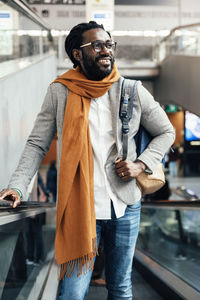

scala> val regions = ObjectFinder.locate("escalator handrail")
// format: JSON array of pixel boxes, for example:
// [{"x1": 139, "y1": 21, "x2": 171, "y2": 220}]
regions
[
  {"x1": 0, "y1": 199, "x2": 55, "y2": 208},
  {"x1": 159, "y1": 22, "x2": 200, "y2": 44},
  {"x1": 142, "y1": 199, "x2": 200, "y2": 209},
  {"x1": 0, "y1": 200, "x2": 56, "y2": 226},
  {"x1": 1, "y1": 0, "x2": 51, "y2": 31}
]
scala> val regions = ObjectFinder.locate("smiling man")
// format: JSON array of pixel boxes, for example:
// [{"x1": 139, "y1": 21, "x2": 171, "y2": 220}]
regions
[
  {"x1": 78, "y1": 31, "x2": 115, "y2": 80},
  {"x1": 65, "y1": 22, "x2": 115, "y2": 81},
  {"x1": 0, "y1": 21, "x2": 175, "y2": 300}
]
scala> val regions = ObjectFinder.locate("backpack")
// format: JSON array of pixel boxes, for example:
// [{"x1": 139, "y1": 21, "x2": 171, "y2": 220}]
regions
[
  {"x1": 120, "y1": 78, "x2": 155, "y2": 161},
  {"x1": 119, "y1": 78, "x2": 165, "y2": 195}
]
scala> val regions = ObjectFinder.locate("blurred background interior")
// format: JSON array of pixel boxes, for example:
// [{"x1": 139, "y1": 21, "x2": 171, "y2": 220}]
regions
[{"x1": 0, "y1": 0, "x2": 200, "y2": 299}]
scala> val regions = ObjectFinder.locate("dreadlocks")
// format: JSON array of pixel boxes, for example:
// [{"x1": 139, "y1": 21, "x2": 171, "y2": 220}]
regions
[{"x1": 65, "y1": 21, "x2": 111, "y2": 68}]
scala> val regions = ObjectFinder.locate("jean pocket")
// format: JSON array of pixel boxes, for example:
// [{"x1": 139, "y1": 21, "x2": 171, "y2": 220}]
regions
[{"x1": 127, "y1": 201, "x2": 141, "y2": 211}]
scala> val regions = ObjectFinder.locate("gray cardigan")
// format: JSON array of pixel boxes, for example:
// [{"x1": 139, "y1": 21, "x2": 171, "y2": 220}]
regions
[{"x1": 8, "y1": 77, "x2": 175, "y2": 205}]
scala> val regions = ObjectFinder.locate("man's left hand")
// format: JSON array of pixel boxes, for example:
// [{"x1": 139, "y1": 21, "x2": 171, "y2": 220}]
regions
[{"x1": 114, "y1": 157, "x2": 146, "y2": 181}]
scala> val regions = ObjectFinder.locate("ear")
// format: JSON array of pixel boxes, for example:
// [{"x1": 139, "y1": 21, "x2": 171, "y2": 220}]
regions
[{"x1": 72, "y1": 49, "x2": 82, "y2": 62}]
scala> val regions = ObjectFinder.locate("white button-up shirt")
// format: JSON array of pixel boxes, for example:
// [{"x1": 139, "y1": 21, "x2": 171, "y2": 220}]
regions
[{"x1": 89, "y1": 92, "x2": 127, "y2": 220}]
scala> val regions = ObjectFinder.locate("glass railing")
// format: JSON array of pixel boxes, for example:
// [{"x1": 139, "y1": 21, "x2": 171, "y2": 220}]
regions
[
  {"x1": 0, "y1": 0, "x2": 54, "y2": 63},
  {"x1": 153, "y1": 23, "x2": 200, "y2": 63},
  {"x1": 1, "y1": 199, "x2": 200, "y2": 299},
  {"x1": 137, "y1": 200, "x2": 200, "y2": 294},
  {"x1": 0, "y1": 201, "x2": 56, "y2": 300}
]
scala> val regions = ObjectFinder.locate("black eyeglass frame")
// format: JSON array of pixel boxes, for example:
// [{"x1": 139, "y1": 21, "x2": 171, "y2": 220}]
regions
[{"x1": 80, "y1": 40, "x2": 117, "y2": 52}]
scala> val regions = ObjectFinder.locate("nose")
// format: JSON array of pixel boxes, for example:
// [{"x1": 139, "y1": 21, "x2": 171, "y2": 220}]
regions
[{"x1": 100, "y1": 44, "x2": 110, "y2": 55}]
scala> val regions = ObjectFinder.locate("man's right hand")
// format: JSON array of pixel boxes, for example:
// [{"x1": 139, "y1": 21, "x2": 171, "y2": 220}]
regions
[{"x1": 0, "y1": 189, "x2": 21, "y2": 208}]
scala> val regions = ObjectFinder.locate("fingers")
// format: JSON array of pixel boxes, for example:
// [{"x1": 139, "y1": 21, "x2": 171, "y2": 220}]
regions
[
  {"x1": 0, "y1": 189, "x2": 16, "y2": 200},
  {"x1": 114, "y1": 158, "x2": 127, "y2": 171},
  {"x1": 115, "y1": 158, "x2": 131, "y2": 169},
  {"x1": 12, "y1": 198, "x2": 21, "y2": 208},
  {"x1": 115, "y1": 163, "x2": 130, "y2": 180},
  {"x1": 115, "y1": 159, "x2": 128, "y2": 173},
  {"x1": 0, "y1": 189, "x2": 11, "y2": 200},
  {"x1": 117, "y1": 169, "x2": 130, "y2": 180},
  {"x1": 114, "y1": 157, "x2": 123, "y2": 164},
  {"x1": 114, "y1": 159, "x2": 135, "y2": 180},
  {"x1": 0, "y1": 189, "x2": 21, "y2": 208},
  {"x1": 114, "y1": 158, "x2": 126, "y2": 179},
  {"x1": 116, "y1": 167, "x2": 126, "y2": 177},
  {"x1": 118, "y1": 171, "x2": 130, "y2": 181}
]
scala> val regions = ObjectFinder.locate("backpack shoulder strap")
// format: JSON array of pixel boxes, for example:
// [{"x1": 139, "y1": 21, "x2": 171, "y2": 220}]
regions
[{"x1": 119, "y1": 79, "x2": 137, "y2": 160}]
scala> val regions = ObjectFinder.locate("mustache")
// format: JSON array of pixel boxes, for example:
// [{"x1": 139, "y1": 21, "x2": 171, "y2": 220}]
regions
[{"x1": 95, "y1": 55, "x2": 113, "y2": 62}]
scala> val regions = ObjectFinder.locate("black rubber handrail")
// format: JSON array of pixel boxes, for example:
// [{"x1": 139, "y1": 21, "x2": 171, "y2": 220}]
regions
[
  {"x1": 1, "y1": 199, "x2": 199, "y2": 209},
  {"x1": 0, "y1": 200, "x2": 55, "y2": 209},
  {"x1": 142, "y1": 199, "x2": 200, "y2": 207}
]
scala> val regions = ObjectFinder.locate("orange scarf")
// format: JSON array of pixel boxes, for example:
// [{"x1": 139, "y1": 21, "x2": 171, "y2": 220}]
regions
[{"x1": 53, "y1": 63, "x2": 120, "y2": 279}]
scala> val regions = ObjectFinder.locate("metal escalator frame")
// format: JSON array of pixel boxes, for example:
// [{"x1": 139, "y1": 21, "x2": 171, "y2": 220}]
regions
[
  {"x1": 0, "y1": 201, "x2": 56, "y2": 226},
  {"x1": 136, "y1": 200, "x2": 200, "y2": 300},
  {"x1": 1, "y1": 200, "x2": 199, "y2": 299},
  {"x1": 153, "y1": 21, "x2": 200, "y2": 63},
  {"x1": 160, "y1": 22, "x2": 200, "y2": 44},
  {"x1": 0, "y1": 199, "x2": 199, "y2": 226},
  {"x1": 0, "y1": 201, "x2": 57, "y2": 300},
  {"x1": 1, "y1": 0, "x2": 51, "y2": 31},
  {"x1": 135, "y1": 249, "x2": 200, "y2": 300},
  {"x1": 142, "y1": 200, "x2": 200, "y2": 211}
]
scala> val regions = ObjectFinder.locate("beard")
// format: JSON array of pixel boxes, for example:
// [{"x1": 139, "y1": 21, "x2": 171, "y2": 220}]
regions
[{"x1": 81, "y1": 51, "x2": 115, "y2": 81}]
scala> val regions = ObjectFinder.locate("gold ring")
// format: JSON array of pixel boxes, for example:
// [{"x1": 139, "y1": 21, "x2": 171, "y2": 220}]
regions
[{"x1": 122, "y1": 172, "x2": 124, "y2": 177}]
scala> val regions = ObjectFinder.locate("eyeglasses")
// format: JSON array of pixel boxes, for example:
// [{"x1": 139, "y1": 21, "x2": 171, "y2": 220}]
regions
[{"x1": 80, "y1": 40, "x2": 117, "y2": 52}]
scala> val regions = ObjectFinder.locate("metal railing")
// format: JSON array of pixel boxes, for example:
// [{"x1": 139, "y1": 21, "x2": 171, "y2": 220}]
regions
[
  {"x1": 1, "y1": 0, "x2": 50, "y2": 30},
  {"x1": 0, "y1": 0, "x2": 54, "y2": 63},
  {"x1": 153, "y1": 22, "x2": 200, "y2": 63},
  {"x1": 0, "y1": 198, "x2": 200, "y2": 299},
  {"x1": 136, "y1": 199, "x2": 200, "y2": 299},
  {"x1": 0, "y1": 200, "x2": 57, "y2": 300}
]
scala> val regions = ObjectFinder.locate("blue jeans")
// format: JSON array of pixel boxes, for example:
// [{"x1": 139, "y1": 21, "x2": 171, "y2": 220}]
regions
[
  {"x1": 57, "y1": 201, "x2": 141, "y2": 300},
  {"x1": 169, "y1": 161, "x2": 178, "y2": 177}
]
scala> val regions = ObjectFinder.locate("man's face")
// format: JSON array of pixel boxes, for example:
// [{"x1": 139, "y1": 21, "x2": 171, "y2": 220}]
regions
[{"x1": 77, "y1": 28, "x2": 115, "y2": 81}]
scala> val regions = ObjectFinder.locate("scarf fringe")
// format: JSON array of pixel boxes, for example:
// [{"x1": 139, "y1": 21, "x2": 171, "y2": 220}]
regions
[{"x1": 58, "y1": 237, "x2": 98, "y2": 280}]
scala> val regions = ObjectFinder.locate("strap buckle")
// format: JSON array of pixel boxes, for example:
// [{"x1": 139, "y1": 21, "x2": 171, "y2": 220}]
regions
[
  {"x1": 122, "y1": 122, "x2": 129, "y2": 134},
  {"x1": 120, "y1": 94, "x2": 130, "y2": 120}
]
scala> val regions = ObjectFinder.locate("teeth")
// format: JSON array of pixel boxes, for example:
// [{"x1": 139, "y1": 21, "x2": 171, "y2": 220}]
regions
[{"x1": 99, "y1": 59, "x2": 110, "y2": 62}]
